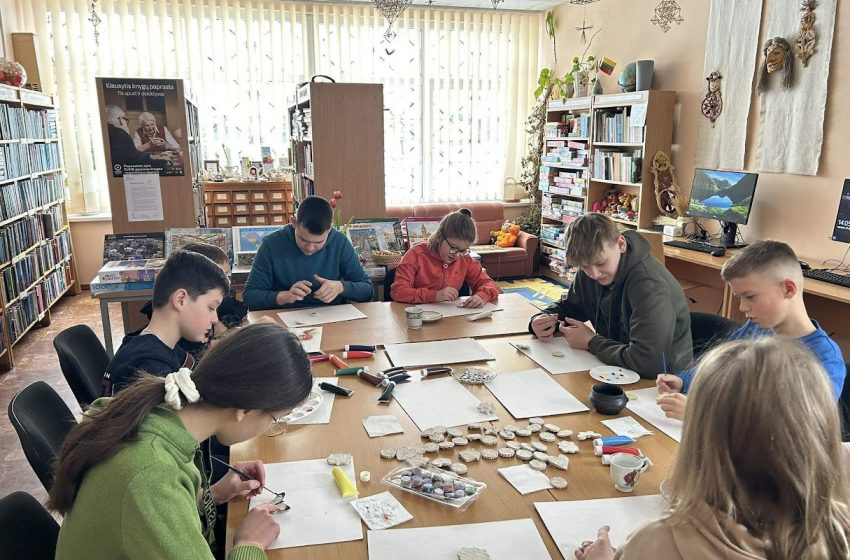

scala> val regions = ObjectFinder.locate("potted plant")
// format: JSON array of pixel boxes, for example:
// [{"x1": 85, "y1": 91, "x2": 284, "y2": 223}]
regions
[{"x1": 566, "y1": 29, "x2": 602, "y2": 98}]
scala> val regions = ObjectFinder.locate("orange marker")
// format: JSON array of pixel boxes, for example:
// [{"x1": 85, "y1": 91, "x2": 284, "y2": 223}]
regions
[{"x1": 329, "y1": 354, "x2": 349, "y2": 370}]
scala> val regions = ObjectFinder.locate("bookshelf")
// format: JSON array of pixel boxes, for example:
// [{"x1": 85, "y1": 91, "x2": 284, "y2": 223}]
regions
[
  {"x1": 288, "y1": 82, "x2": 385, "y2": 221},
  {"x1": 204, "y1": 181, "x2": 293, "y2": 227},
  {"x1": 0, "y1": 84, "x2": 80, "y2": 370},
  {"x1": 539, "y1": 91, "x2": 675, "y2": 279}
]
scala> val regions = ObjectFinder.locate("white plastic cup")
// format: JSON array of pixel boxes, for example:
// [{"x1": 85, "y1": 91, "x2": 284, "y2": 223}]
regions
[{"x1": 405, "y1": 306, "x2": 424, "y2": 329}]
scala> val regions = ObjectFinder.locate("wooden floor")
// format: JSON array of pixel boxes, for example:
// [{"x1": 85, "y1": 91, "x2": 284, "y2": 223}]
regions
[{"x1": 0, "y1": 290, "x2": 126, "y2": 504}]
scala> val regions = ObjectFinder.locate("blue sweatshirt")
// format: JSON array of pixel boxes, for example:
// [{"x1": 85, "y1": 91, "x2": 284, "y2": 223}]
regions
[
  {"x1": 243, "y1": 225, "x2": 372, "y2": 310},
  {"x1": 678, "y1": 319, "x2": 846, "y2": 398}
]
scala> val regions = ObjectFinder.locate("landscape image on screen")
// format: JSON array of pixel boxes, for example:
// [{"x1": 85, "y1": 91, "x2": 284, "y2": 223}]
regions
[{"x1": 687, "y1": 169, "x2": 757, "y2": 223}]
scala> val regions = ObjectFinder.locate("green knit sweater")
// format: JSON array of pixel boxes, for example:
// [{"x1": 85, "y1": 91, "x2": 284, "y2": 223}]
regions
[{"x1": 55, "y1": 403, "x2": 266, "y2": 560}]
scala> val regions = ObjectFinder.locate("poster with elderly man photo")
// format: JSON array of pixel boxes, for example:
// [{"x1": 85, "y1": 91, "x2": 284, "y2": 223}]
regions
[{"x1": 99, "y1": 77, "x2": 187, "y2": 177}]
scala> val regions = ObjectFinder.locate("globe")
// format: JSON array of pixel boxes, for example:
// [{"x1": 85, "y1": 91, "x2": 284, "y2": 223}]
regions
[{"x1": 618, "y1": 62, "x2": 637, "y2": 92}]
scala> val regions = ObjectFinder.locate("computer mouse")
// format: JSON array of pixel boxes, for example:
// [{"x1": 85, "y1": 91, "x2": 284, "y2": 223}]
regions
[
  {"x1": 710, "y1": 248, "x2": 727, "y2": 257},
  {"x1": 799, "y1": 260, "x2": 811, "y2": 270}
]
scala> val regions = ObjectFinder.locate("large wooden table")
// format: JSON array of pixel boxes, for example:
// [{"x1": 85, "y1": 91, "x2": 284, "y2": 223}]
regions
[{"x1": 230, "y1": 299, "x2": 679, "y2": 559}]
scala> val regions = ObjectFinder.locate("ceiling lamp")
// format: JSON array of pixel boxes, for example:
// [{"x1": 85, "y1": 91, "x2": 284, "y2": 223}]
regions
[{"x1": 373, "y1": 0, "x2": 414, "y2": 42}]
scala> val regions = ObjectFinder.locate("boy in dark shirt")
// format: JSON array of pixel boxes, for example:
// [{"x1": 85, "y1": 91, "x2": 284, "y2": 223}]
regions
[{"x1": 103, "y1": 250, "x2": 230, "y2": 395}]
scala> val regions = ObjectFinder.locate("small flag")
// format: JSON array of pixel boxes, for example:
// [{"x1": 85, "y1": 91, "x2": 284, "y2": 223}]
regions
[{"x1": 599, "y1": 57, "x2": 617, "y2": 75}]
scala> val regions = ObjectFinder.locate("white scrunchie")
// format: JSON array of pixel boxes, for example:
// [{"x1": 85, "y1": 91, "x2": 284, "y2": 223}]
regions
[{"x1": 163, "y1": 368, "x2": 201, "y2": 410}]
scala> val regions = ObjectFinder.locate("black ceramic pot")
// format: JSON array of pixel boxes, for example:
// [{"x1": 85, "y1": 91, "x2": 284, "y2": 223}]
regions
[{"x1": 589, "y1": 383, "x2": 628, "y2": 415}]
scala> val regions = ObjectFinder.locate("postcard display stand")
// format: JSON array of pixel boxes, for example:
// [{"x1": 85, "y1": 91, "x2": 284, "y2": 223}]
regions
[
  {"x1": 0, "y1": 84, "x2": 80, "y2": 370},
  {"x1": 96, "y1": 77, "x2": 202, "y2": 332},
  {"x1": 204, "y1": 181, "x2": 293, "y2": 228}
]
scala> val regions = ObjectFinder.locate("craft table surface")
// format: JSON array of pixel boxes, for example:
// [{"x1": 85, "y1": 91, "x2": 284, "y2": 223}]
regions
[{"x1": 227, "y1": 333, "x2": 678, "y2": 560}]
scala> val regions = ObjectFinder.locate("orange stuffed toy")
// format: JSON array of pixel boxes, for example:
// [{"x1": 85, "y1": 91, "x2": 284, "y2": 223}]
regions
[{"x1": 495, "y1": 223, "x2": 521, "y2": 248}]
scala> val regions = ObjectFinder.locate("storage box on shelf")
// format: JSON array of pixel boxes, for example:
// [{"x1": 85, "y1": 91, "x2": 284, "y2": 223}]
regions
[
  {"x1": 204, "y1": 181, "x2": 293, "y2": 228},
  {"x1": 0, "y1": 84, "x2": 79, "y2": 370}
]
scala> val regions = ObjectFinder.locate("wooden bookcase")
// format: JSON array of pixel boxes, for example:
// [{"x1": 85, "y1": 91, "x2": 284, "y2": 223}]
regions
[
  {"x1": 0, "y1": 84, "x2": 80, "y2": 370},
  {"x1": 539, "y1": 90, "x2": 675, "y2": 279},
  {"x1": 204, "y1": 181, "x2": 293, "y2": 228},
  {"x1": 288, "y1": 82, "x2": 386, "y2": 221}
]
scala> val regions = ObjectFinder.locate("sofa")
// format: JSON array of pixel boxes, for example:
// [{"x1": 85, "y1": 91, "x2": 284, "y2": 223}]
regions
[{"x1": 385, "y1": 202, "x2": 539, "y2": 279}]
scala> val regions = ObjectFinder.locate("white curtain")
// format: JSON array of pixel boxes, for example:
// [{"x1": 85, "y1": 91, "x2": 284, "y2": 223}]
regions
[{"x1": 12, "y1": 0, "x2": 539, "y2": 212}]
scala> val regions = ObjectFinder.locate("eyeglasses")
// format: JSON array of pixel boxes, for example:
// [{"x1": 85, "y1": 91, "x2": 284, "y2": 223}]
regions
[
  {"x1": 264, "y1": 414, "x2": 288, "y2": 437},
  {"x1": 443, "y1": 238, "x2": 471, "y2": 256}
]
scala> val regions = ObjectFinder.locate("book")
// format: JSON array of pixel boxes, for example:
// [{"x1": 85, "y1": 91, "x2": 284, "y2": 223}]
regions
[
  {"x1": 346, "y1": 218, "x2": 404, "y2": 266},
  {"x1": 400, "y1": 217, "x2": 441, "y2": 249},
  {"x1": 90, "y1": 275, "x2": 155, "y2": 294},
  {"x1": 232, "y1": 225, "x2": 283, "y2": 253},
  {"x1": 165, "y1": 228, "x2": 233, "y2": 263},
  {"x1": 97, "y1": 258, "x2": 166, "y2": 283},
  {"x1": 103, "y1": 232, "x2": 165, "y2": 264}
]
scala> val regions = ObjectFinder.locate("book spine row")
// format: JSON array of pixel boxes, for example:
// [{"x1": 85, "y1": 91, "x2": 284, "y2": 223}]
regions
[
  {"x1": 0, "y1": 208, "x2": 64, "y2": 264},
  {"x1": 0, "y1": 104, "x2": 25, "y2": 140},
  {"x1": 24, "y1": 109, "x2": 58, "y2": 139},
  {"x1": 0, "y1": 143, "x2": 29, "y2": 179},
  {"x1": 593, "y1": 149, "x2": 643, "y2": 184},
  {"x1": 28, "y1": 142, "x2": 61, "y2": 173},
  {"x1": 0, "y1": 173, "x2": 64, "y2": 220}
]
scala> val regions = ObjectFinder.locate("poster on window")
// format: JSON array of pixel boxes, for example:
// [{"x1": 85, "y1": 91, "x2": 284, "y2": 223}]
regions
[{"x1": 99, "y1": 77, "x2": 187, "y2": 177}]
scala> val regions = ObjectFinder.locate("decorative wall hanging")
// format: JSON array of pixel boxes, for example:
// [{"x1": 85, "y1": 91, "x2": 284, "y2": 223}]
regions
[
  {"x1": 89, "y1": 0, "x2": 102, "y2": 45},
  {"x1": 757, "y1": 37, "x2": 794, "y2": 93},
  {"x1": 576, "y1": 20, "x2": 594, "y2": 43},
  {"x1": 694, "y1": 0, "x2": 763, "y2": 170},
  {"x1": 650, "y1": 0, "x2": 684, "y2": 33},
  {"x1": 373, "y1": 0, "x2": 414, "y2": 42},
  {"x1": 651, "y1": 151, "x2": 686, "y2": 218},
  {"x1": 795, "y1": 0, "x2": 817, "y2": 66},
  {"x1": 490, "y1": 0, "x2": 504, "y2": 8},
  {"x1": 757, "y1": 0, "x2": 836, "y2": 176},
  {"x1": 701, "y1": 71, "x2": 723, "y2": 127}
]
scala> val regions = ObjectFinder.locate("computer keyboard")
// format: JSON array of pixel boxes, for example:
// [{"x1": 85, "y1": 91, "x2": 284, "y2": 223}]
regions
[
  {"x1": 663, "y1": 240, "x2": 726, "y2": 256},
  {"x1": 803, "y1": 268, "x2": 850, "y2": 288}
]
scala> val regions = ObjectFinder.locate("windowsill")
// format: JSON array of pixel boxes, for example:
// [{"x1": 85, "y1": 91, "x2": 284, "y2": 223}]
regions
[
  {"x1": 68, "y1": 212, "x2": 113, "y2": 223},
  {"x1": 503, "y1": 200, "x2": 533, "y2": 207}
]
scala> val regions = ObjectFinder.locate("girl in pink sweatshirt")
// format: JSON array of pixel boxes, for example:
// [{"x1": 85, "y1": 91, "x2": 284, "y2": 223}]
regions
[{"x1": 391, "y1": 208, "x2": 500, "y2": 307}]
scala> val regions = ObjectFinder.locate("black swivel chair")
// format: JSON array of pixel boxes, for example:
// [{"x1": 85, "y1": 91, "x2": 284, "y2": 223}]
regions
[
  {"x1": 383, "y1": 267, "x2": 471, "y2": 302},
  {"x1": 0, "y1": 491, "x2": 60, "y2": 560},
  {"x1": 8, "y1": 381, "x2": 78, "y2": 491},
  {"x1": 53, "y1": 324, "x2": 109, "y2": 407},
  {"x1": 689, "y1": 311, "x2": 739, "y2": 361}
]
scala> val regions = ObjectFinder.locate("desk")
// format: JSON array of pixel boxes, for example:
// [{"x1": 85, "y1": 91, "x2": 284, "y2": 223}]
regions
[
  {"x1": 90, "y1": 287, "x2": 153, "y2": 357},
  {"x1": 227, "y1": 336, "x2": 678, "y2": 559}
]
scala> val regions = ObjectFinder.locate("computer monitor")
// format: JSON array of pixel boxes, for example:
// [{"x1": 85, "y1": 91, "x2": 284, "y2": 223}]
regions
[
  {"x1": 831, "y1": 179, "x2": 850, "y2": 244},
  {"x1": 686, "y1": 168, "x2": 759, "y2": 248}
]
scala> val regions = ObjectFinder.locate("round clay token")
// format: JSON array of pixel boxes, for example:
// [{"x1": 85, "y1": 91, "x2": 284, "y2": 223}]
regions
[
  {"x1": 420, "y1": 430, "x2": 433, "y2": 438},
  {"x1": 452, "y1": 437, "x2": 469, "y2": 446},
  {"x1": 531, "y1": 441, "x2": 548, "y2": 452},
  {"x1": 557, "y1": 430, "x2": 574, "y2": 439},
  {"x1": 439, "y1": 441, "x2": 455, "y2": 449},
  {"x1": 543, "y1": 423, "x2": 561, "y2": 433},
  {"x1": 424, "y1": 442, "x2": 440, "y2": 453},
  {"x1": 429, "y1": 433, "x2": 446, "y2": 443},
  {"x1": 529, "y1": 417, "x2": 544, "y2": 425},
  {"x1": 431, "y1": 458, "x2": 452, "y2": 468},
  {"x1": 532, "y1": 451, "x2": 549, "y2": 462},
  {"x1": 559, "y1": 441, "x2": 580, "y2": 454},
  {"x1": 432, "y1": 425, "x2": 448, "y2": 435},
  {"x1": 551, "y1": 350, "x2": 565, "y2": 357},
  {"x1": 457, "y1": 547, "x2": 492, "y2": 560},
  {"x1": 498, "y1": 430, "x2": 516, "y2": 440},
  {"x1": 516, "y1": 449, "x2": 533, "y2": 461},
  {"x1": 506, "y1": 441, "x2": 522, "y2": 450},
  {"x1": 520, "y1": 442, "x2": 535, "y2": 452},
  {"x1": 467, "y1": 434, "x2": 482, "y2": 442},
  {"x1": 528, "y1": 424, "x2": 542, "y2": 433},
  {"x1": 481, "y1": 435, "x2": 498, "y2": 446},
  {"x1": 498, "y1": 447, "x2": 516, "y2": 458},
  {"x1": 447, "y1": 427, "x2": 464, "y2": 438},
  {"x1": 515, "y1": 428, "x2": 532, "y2": 437},
  {"x1": 326, "y1": 453, "x2": 352, "y2": 466},
  {"x1": 459, "y1": 450, "x2": 481, "y2": 463},
  {"x1": 539, "y1": 432, "x2": 556, "y2": 442},
  {"x1": 450, "y1": 463, "x2": 468, "y2": 475},
  {"x1": 397, "y1": 446, "x2": 420, "y2": 461},
  {"x1": 380, "y1": 448, "x2": 396, "y2": 459},
  {"x1": 550, "y1": 476, "x2": 568, "y2": 489},
  {"x1": 503, "y1": 423, "x2": 519, "y2": 433},
  {"x1": 481, "y1": 449, "x2": 499, "y2": 460},
  {"x1": 467, "y1": 422, "x2": 483, "y2": 430},
  {"x1": 529, "y1": 459, "x2": 547, "y2": 471}
]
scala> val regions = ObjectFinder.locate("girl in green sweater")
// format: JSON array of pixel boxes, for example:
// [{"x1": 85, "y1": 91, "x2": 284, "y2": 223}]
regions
[{"x1": 49, "y1": 322, "x2": 313, "y2": 560}]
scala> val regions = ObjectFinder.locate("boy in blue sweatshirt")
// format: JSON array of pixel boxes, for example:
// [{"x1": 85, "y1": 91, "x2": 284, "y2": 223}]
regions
[
  {"x1": 657, "y1": 240, "x2": 845, "y2": 419},
  {"x1": 243, "y1": 196, "x2": 372, "y2": 310}
]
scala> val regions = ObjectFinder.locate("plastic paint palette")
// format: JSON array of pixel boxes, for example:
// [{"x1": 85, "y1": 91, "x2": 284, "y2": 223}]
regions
[
  {"x1": 421, "y1": 311, "x2": 443, "y2": 323},
  {"x1": 589, "y1": 366, "x2": 641, "y2": 385},
  {"x1": 281, "y1": 390, "x2": 323, "y2": 422}
]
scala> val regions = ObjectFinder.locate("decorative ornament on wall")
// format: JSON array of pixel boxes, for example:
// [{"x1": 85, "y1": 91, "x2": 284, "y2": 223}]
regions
[
  {"x1": 576, "y1": 20, "x2": 594, "y2": 44},
  {"x1": 757, "y1": 36, "x2": 794, "y2": 93},
  {"x1": 795, "y1": 0, "x2": 817, "y2": 66},
  {"x1": 650, "y1": 0, "x2": 684, "y2": 33},
  {"x1": 701, "y1": 71, "x2": 723, "y2": 127},
  {"x1": 373, "y1": 0, "x2": 414, "y2": 43},
  {"x1": 651, "y1": 151, "x2": 686, "y2": 218},
  {"x1": 89, "y1": 0, "x2": 102, "y2": 45}
]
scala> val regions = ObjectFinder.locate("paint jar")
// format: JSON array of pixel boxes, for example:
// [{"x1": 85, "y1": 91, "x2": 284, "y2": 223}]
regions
[{"x1": 405, "y1": 306, "x2": 424, "y2": 329}]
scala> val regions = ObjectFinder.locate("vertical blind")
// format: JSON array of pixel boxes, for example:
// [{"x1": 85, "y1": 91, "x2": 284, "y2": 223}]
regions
[{"x1": 12, "y1": 0, "x2": 540, "y2": 212}]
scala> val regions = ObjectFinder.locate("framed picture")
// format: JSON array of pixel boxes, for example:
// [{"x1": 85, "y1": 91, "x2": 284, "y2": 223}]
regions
[{"x1": 204, "y1": 160, "x2": 220, "y2": 174}]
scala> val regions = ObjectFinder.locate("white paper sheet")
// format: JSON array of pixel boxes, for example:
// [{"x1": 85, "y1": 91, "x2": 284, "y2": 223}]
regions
[
  {"x1": 512, "y1": 338, "x2": 605, "y2": 374},
  {"x1": 535, "y1": 495, "x2": 666, "y2": 558},
  {"x1": 249, "y1": 459, "x2": 363, "y2": 549},
  {"x1": 485, "y1": 368, "x2": 588, "y2": 418},
  {"x1": 416, "y1": 298, "x2": 503, "y2": 318},
  {"x1": 385, "y1": 338, "x2": 494, "y2": 368},
  {"x1": 625, "y1": 388, "x2": 682, "y2": 442},
  {"x1": 290, "y1": 378, "x2": 336, "y2": 425},
  {"x1": 497, "y1": 464, "x2": 553, "y2": 495},
  {"x1": 362, "y1": 414, "x2": 404, "y2": 438},
  {"x1": 600, "y1": 416, "x2": 654, "y2": 439},
  {"x1": 123, "y1": 173, "x2": 164, "y2": 222},
  {"x1": 289, "y1": 326, "x2": 323, "y2": 353},
  {"x1": 392, "y1": 376, "x2": 499, "y2": 431},
  {"x1": 277, "y1": 304, "x2": 367, "y2": 327},
  {"x1": 367, "y1": 519, "x2": 552, "y2": 560}
]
